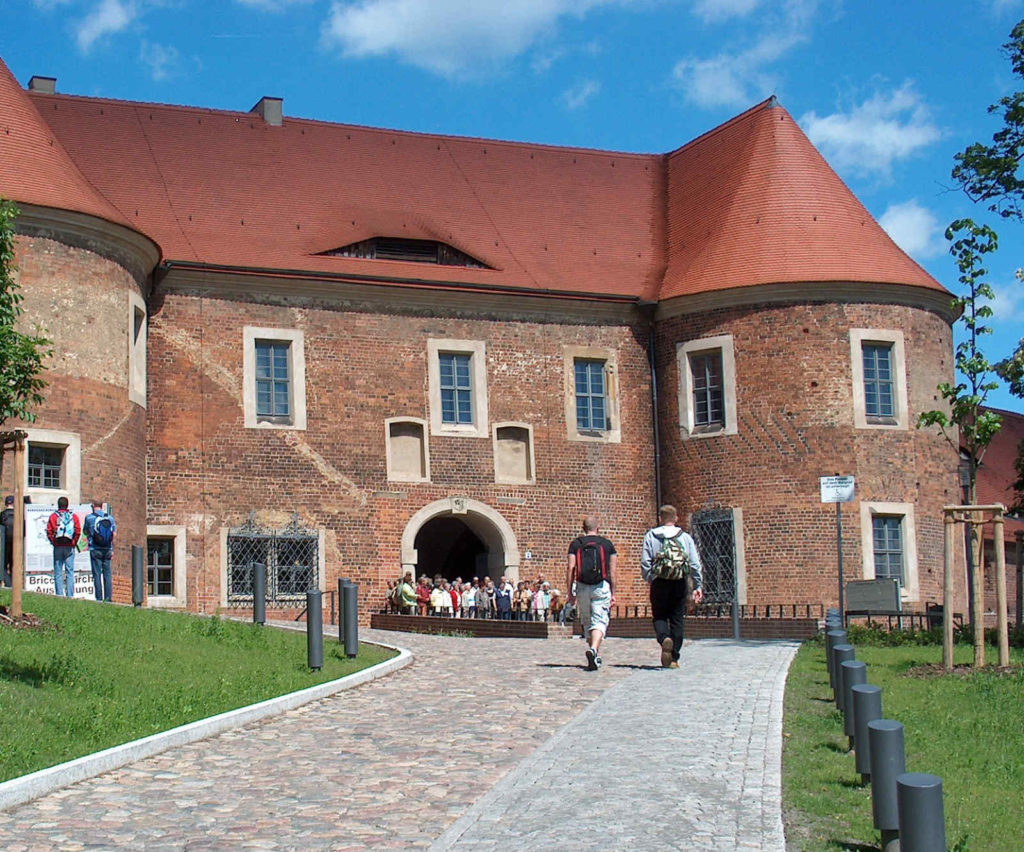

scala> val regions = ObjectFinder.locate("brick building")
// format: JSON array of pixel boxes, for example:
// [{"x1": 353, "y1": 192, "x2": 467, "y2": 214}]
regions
[{"x1": 0, "y1": 57, "x2": 964, "y2": 619}]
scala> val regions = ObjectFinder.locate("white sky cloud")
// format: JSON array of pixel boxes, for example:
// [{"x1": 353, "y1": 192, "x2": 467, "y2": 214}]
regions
[
  {"x1": 799, "y1": 83, "x2": 942, "y2": 179},
  {"x1": 321, "y1": 0, "x2": 610, "y2": 77},
  {"x1": 140, "y1": 40, "x2": 180, "y2": 81},
  {"x1": 76, "y1": 0, "x2": 136, "y2": 53},
  {"x1": 878, "y1": 199, "x2": 945, "y2": 259},
  {"x1": 672, "y1": 2, "x2": 814, "y2": 108},
  {"x1": 234, "y1": 0, "x2": 316, "y2": 10},
  {"x1": 992, "y1": 279, "x2": 1024, "y2": 323},
  {"x1": 691, "y1": 0, "x2": 760, "y2": 23},
  {"x1": 562, "y1": 79, "x2": 600, "y2": 109}
]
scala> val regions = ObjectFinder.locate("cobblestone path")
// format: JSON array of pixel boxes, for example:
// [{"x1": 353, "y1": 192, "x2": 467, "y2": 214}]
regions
[{"x1": 0, "y1": 628, "x2": 797, "y2": 851}]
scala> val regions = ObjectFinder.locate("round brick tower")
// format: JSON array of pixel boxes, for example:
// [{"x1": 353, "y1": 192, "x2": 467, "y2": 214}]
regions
[{"x1": 0, "y1": 61, "x2": 158, "y2": 601}]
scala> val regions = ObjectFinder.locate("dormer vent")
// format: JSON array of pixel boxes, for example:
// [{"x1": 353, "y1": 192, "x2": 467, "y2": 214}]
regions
[
  {"x1": 28, "y1": 76, "x2": 56, "y2": 94},
  {"x1": 250, "y1": 96, "x2": 283, "y2": 126},
  {"x1": 319, "y1": 237, "x2": 488, "y2": 268}
]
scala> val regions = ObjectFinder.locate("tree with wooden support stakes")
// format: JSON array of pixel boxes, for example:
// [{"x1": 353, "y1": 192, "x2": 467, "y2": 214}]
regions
[{"x1": 0, "y1": 198, "x2": 52, "y2": 619}]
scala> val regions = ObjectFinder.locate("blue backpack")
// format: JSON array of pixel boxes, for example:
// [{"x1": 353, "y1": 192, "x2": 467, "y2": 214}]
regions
[
  {"x1": 55, "y1": 510, "x2": 75, "y2": 541},
  {"x1": 92, "y1": 515, "x2": 114, "y2": 548}
]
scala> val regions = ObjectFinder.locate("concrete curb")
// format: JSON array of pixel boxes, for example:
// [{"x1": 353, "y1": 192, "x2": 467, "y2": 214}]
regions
[{"x1": 0, "y1": 639, "x2": 412, "y2": 813}]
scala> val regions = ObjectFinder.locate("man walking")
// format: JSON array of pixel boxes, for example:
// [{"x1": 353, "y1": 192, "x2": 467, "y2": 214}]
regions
[
  {"x1": 641, "y1": 505, "x2": 703, "y2": 668},
  {"x1": 567, "y1": 515, "x2": 616, "y2": 671},
  {"x1": 83, "y1": 500, "x2": 117, "y2": 602},
  {"x1": 46, "y1": 496, "x2": 81, "y2": 598},
  {"x1": 1, "y1": 495, "x2": 13, "y2": 588}
]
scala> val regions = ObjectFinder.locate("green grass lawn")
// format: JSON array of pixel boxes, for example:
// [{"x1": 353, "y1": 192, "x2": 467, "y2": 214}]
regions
[
  {"x1": 0, "y1": 590, "x2": 395, "y2": 783},
  {"x1": 782, "y1": 638, "x2": 1024, "y2": 851}
]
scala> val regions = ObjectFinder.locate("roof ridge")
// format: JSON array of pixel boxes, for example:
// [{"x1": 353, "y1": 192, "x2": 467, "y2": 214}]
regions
[{"x1": 665, "y1": 97, "x2": 778, "y2": 160}]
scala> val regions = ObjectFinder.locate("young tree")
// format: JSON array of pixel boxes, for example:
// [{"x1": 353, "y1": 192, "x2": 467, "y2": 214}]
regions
[{"x1": 0, "y1": 198, "x2": 51, "y2": 431}]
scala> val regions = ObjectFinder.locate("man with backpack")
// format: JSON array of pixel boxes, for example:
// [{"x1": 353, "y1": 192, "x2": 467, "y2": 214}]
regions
[
  {"x1": 567, "y1": 515, "x2": 617, "y2": 671},
  {"x1": 46, "y1": 496, "x2": 81, "y2": 598},
  {"x1": 83, "y1": 500, "x2": 117, "y2": 601},
  {"x1": 641, "y1": 505, "x2": 703, "y2": 668}
]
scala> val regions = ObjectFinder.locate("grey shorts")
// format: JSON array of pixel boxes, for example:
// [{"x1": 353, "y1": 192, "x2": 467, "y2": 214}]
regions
[{"x1": 576, "y1": 580, "x2": 611, "y2": 636}]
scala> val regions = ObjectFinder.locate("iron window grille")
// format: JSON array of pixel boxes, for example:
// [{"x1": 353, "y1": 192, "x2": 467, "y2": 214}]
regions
[
  {"x1": 691, "y1": 506, "x2": 737, "y2": 606},
  {"x1": 872, "y1": 516, "x2": 904, "y2": 585},
  {"x1": 226, "y1": 514, "x2": 319, "y2": 604},
  {"x1": 439, "y1": 352, "x2": 473, "y2": 424},
  {"x1": 690, "y1": 351, "x2": 724, "y2": 429},
  {"x1": 574, "y1": 359, "x2": 607, "y2": 431},
  {"x1": 863, "y1": 343, "x2": 895, "y2": 421},
  {"x1": 28, "y1": 444, "x2": 63, "y2": 489}
]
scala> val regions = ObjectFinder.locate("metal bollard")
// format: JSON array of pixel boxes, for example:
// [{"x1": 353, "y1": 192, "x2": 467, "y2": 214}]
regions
[
  {"x1": 826, "y1": 629, "x2": 847, "y2": 693},
  {"x1": 841, "y1": 660, "x2": 867, "y2": 747},
  {"x1": 337, "y1": 578, "x2": 349, "y2": 644},
  {"x1": 343, "y1": 581, "x2": 359, "y2": 658},
  {"x1": 252, "y1": 563, "x2": 267, "y2": 625},
  {"x1": 832, "y1": 643, "x2": 855, "y2": 711},
  {"x1": 131, "y1": 544, "x2": 145, "y2": 606},
  {"x1": 868, "y1": 719, "x2": 906, "y2": 852},
  {"x1": 852, "y1": 684, "x2": 883, "y2": 781},
  {"x1": 307, "y1": 589, "x2": 324, "y2": 671},
  {"x1": 897, "y1": 773, "x2": 946, "y2": 852}
]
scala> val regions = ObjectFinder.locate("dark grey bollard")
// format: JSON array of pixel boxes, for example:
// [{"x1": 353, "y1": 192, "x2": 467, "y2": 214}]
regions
[
  {"x1": 252, "y1": 563, "x2": 266, "y2": 625},
  {"x1": 343, "y1": 581, "x2": 359, "y2": 658},
  {"x1": 852, "y1": 684, "x2": 883, "y2": 780},
  {"x1": 897, "y1": 773, "x2": 946, "y2": 852},
  {"x1": 869, "y1": 719, "x2": 905, "y2": 852},
  {"x1": 131, "y1": 544, "x2": 145, "y2": 606},
  {"x1": 337, "y1": 578, "x2": 349, "y2": 644},
  {"x1": 832, "y1": 643, "x2": 855, "y2": 711},
  {"x1": 307, "y1": 589, "x2": 323, "y2": 671},
  {"x1": 826, "y1": 629, "x2": 847, "y2": 692},
  {"x1": 841, "y1": 660, "x2": 867, "y2": 743}
]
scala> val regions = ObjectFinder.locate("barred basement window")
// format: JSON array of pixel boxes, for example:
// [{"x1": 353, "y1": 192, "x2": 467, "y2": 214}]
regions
[{"x1": 226, "y1": 515, "x2": 319, "y2": 604}]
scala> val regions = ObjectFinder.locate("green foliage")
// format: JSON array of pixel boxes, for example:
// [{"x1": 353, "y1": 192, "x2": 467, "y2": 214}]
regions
[
  {"x1": 844, "y1": 621, "x2": 1024, "y2": 649},
  {"x1": 783, "y1": 642, "x2": 1024, "y2": 852},
  {"x1": 916, "y1": 219, "x2": 1002, "y2": 500},
  {"x1": 0, "y1": 198, "x2": 52, "y2": 426},
  {"x1": 0, "y1": 590, "x2": 395, "y2": 782}
]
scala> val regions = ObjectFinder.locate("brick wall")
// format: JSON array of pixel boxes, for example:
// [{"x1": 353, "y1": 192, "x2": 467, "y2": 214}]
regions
[{"x1": 3, "y1": 234, "x2": 148, "y2": 603}]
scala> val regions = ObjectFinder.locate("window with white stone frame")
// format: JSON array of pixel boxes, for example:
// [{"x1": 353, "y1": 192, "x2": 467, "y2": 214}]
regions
[
  {"x1": 146, "y1": 525, "x2": 187, "y2": 608},
  {"x1": 859, "y1": 502, "x2": 919, "y2": 602},
  {"x1": 427, "y1": 339, "x2": 488, "y2": 438},
  {"x1": 563, "y1": 346, "x2": 621, "y2": 443},
  {"x1": 128, "y1": 291, "x2": 147, "y2": 407},
  {"x1": 243, "y1": 327, "x2": 307, "y2": 430},
  {"x1": 850, "y1": 329, "x2": 908, "y2": 430},
  {"x1": 677, "y1": 335, "x2": 737, "y2": 438},
  {"x1": 23, "y1": 428, "x2": 81, "y2": 504}
]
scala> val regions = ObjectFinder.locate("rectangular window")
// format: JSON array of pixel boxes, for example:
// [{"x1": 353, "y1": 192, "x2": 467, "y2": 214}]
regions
[
  {"x1": 255, "y1": 340, "x2": 291, "y2": 421},
  {"x1": 225, "y1": 519, "x2": 319, "y2": 604},
  {"x1": 690, "y1": 351, "x2": 724, "y2": 428},
  {"x1": 574, "y1": 359, "x2": 607, "y2": 431},
  {"x1": 439, "y1": 352, "x2": 473, "y2": 425},
  {"x1": 147, "y1": 537, "x2": 175, "y2": 597},
  {"x1": 872, "y1": 516, "x2": 904, "y2": 585},
  {"x1": 863, "y1": 344, "x2": 895, "y2": 421},
  {"x1": 28, "y1": 445, "x2": 64, "y2": 489}
]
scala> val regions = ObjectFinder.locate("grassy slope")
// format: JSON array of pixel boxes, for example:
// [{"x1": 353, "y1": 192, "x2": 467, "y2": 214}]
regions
[
  {"x1": 782, "y1": 640, "x2": 1024, "y2": 851},
  {"x1": 0, "y1": 591, "x2": 394, "y2": 782}
]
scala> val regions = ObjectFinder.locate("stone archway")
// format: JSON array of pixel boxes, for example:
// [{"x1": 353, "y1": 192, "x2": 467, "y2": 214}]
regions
[{"x1": 401, "y1": 497, "x2": 520, "y2": 583}]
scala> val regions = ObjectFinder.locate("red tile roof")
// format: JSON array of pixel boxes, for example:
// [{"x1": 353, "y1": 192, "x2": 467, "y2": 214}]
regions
[
  {"x1": 0, "y1": 58, "x2": 129, "y2": 228},
  {"x1": 663, "y1": 98, "x2": 944, "y2": 299},
  {"x1": 6, "y1": 64, "x2": 944, "y2": 302},
  {"x1": 976, "y1": 408, "x2": 1024, "y2": 538}
]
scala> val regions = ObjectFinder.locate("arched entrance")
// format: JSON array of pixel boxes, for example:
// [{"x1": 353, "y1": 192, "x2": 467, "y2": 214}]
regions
[{"x1": 401, "y1": 497, "x2": 520, "y2": 583}]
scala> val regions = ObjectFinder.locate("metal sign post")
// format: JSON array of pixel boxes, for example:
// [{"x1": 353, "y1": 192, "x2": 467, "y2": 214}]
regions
[{"x1": 821, "y1": 475, "x2": 855, "y2": 625}]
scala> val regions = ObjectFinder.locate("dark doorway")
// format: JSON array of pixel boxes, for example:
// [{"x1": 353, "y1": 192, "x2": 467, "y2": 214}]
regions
[{"x1": 414, "y1": 516, "x2": 488, "y2": 581}]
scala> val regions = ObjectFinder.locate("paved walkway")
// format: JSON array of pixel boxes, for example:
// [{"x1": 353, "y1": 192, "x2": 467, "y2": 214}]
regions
[{"x1": 0, "y1": 628, "x2": 798, "y2": 851}]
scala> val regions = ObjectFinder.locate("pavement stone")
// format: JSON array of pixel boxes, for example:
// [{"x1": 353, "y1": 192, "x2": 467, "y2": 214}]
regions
[{"x1": 0, "y1": 627, "x2": 797, "y2": 851}]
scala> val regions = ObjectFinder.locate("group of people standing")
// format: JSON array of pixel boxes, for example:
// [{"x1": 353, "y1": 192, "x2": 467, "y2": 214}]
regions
[
  {"x1": 387, "y1": 573, "x2": 574, "y2": 622},
  {"x1": 0, "y1": 495, "x2": 117, "y2": 601}
]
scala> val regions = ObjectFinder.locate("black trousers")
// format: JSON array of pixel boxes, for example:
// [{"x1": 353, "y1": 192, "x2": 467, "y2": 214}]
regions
[{"x1": 650, "y1": 577, "x2": 689, "y2": 661}]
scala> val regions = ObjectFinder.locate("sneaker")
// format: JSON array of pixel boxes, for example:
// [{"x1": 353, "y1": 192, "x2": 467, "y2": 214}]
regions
[
  {"x1": 668, "y1": 661, "x2": 679, "y2": 669},
  {"x1": 595, "y1": 655, "x2": 603, "y2": 670},
  {"x1": 585, "y1": 647, "x2": 598, "y2": 671},
  {"x1": 661, "y1": 637, "x2": 674, "y2": 668}
]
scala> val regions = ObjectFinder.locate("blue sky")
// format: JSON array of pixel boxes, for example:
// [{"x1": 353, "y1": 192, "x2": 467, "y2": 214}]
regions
[{"x1": 4, "y1": 0, "x2": 1024, "y2": 412}]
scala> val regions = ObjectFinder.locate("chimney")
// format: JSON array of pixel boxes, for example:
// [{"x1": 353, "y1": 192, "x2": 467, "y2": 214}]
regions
[
  {"x1": 250, "y1": 96, "x2": 283, "y2": 127},
  {"x1": 28, "y1": 76, "x2": 57, "y2": 94}
]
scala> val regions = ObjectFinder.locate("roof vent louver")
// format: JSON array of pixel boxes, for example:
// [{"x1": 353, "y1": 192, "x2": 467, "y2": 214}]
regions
[
  {"x1": 319, "y1": 237, "x2": 488, "y2": 268},
  {"x1": 250, "y1": 96, "x2": 283, "y2": 126}
]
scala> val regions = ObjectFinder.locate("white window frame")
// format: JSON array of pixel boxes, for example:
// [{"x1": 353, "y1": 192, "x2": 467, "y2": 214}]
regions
[
  {"x1": 243, "y1": 327, "x2": 307, "y2": 430},
  {"x1": 427, "y1": 339, "x2": 488, "y2": 438},
  {"x1": 492, "y1": 421, "x2": 536, "y2": 485},
  {"x1": 128, "y1": 290, "x2": 147, "y2": 408},
  {"x1": 146, "y1": 525, "x2": 187, "y2": 608},
  {"x1": 563, "y1": 345, "x2": 621, "y2": 443},
  {"x1": 850, "y1": 329, "x2": 908, "y2": 430},
  {"x1": 677, "y1": 335, "x2": 737, "y2": 439},
  {"x1": 385, "y1": 416, "x2": 431, "y2": 482},
  {"x1": 23, "y1": 428, "x2": 81, "y2": 505},
  {"x1": 859, "y1": 501, "x2": 919, "y2": 603}
]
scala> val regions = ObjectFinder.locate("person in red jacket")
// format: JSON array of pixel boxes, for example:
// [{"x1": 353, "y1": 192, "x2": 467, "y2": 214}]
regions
[{"x1": 46, "y1": 496, "x2": 81, "y2": 598}]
